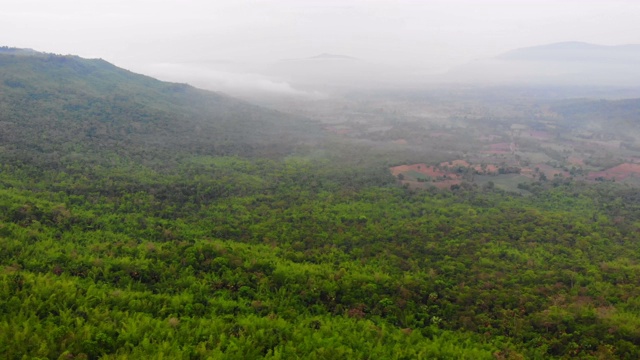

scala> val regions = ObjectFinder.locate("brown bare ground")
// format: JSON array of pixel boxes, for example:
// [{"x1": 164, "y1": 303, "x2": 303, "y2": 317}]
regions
[
  {"x1": 390, "y1": 163, "x2": 450, "y2": 178},
  {"x1": 588, "y1": 163, "x2": 640, "y2": 181},
  {"x1": 392, "y1": 159, "x2": 504, "y2": 186},
  {"x1": 481, "y1": 164, "x2": 500, "y2": 174}
]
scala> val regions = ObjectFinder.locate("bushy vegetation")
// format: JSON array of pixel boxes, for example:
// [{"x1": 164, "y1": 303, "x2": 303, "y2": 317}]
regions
[{"x1": 2, "y1": 50, "x2": 640, "y2": 359}]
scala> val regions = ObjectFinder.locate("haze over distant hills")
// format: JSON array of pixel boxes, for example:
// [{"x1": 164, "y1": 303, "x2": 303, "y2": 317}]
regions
[
  {"x1": 443, "y1": 42, "x2": 640, "y2": 86},
  {"x1": 137, "y1": 42, "x2": 640, "y2": 101},
  {"x1": 263, "y1": 42, "x2": 640, "y2": 90},
  {"x1": 140, "y1": 52, "x2": 420, "y2": 100},
  {"x1": 260, "y1": 53, "x2": 411, "y2": 90},
  {"x1": 7, "y1": 44, "x2": 640, "y2": 359}
]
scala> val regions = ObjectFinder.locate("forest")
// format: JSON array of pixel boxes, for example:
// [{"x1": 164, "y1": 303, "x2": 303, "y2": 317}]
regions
[{"x1": 2, "y1": 49, "x2": 640, "y2": 359}]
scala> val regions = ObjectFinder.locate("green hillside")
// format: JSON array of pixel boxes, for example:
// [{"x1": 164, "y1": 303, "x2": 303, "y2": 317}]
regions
[
  {"x1": 0, "y1": 48, "x2": 318, "y2": 169},
  {"x1": 2, "y1": 49, "x2": 640, "y2": 359}
]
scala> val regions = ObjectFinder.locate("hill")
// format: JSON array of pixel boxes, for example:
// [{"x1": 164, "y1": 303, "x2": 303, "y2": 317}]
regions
[
  {"x1": 497, "y1": 42, "x2": 640, "y2": 63},
  {"x1": 444, "y1": 42, "x2": 640, "y2": 86},
  {"x1": 0, "y1": 48, "x2": 319, "y2": 171},
  {"x1": 2, "y1": 48, "x2": 640, "y2": 359}
]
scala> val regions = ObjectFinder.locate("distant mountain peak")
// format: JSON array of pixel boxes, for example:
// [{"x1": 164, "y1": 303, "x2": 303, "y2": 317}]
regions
[
  {"x1": 531, "y1": 41, "x2": 598, "y2": 48},
  {"x1": 497, "y1": 41, "x2": 640, "y2": 62},
  {"x1": 444, "y1": 41, "x2": 640, "y2": 86}
]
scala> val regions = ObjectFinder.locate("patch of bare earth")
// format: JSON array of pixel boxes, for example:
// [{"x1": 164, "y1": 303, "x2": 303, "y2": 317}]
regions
[{"x1": 588, "y1": 163, "x2": 640, "y2": 181}]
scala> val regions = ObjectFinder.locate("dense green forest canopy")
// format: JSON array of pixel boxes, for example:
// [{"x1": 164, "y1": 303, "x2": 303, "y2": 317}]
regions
[
  {"x1": 2, "y1": 49, "x2": 640, "y2": 359},
  {"x1": 0, "y1": 49, "x2": 320, "y2": 168}
]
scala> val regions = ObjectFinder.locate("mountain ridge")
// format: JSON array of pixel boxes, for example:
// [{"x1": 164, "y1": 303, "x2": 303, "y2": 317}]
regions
[
  {"x1": 443, "y1": 41, "x2": 640, "y2": 86},
  {"x1": 0, "y1": 48, "x2": 319, "y2": 170},
  {"x1": 497, "y1": 41, "x2": 640, "y2": 63}
]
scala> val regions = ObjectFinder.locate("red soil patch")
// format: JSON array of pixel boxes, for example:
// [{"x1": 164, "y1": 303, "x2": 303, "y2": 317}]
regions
[
  {"x1": 390, "y1": 163, "x2": 451, "y2": 178},
  {"x1": 391, "y1": 158, "x2": 509, "y2": 191},
  {"x1": 393, "y1": 139, "x2": 408, "y2": 145},
  {"x1": 391, "y1": 162, "x2": 466, "y2": 190},
  {"x1": 588, "y1": 163, "x2": 640, "y2": 181},
  {"x1": 520, "y1": 168, "x2": 535, "y2": 177},
  {"x1": 391, "y1": 163, "x2": 422, "y2": 175},
  {"x1": 567, "y1": 156, "x2": 585, "y2": 166},
  {"x1": 393, "y1": 160, "x2": 503, "y2": 182}
]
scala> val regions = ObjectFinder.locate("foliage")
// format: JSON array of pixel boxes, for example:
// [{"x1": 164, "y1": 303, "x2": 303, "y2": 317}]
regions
[{"x1": 1, "y1": 50, "x2": 640, "y2": 359}]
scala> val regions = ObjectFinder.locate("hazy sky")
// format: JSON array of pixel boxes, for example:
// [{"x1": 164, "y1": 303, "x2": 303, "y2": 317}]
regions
[{"x1": 2, "y1": 0, "x2": 640, "y2": 93}]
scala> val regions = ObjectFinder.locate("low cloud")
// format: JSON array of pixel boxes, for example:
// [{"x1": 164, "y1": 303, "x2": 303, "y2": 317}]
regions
[{"x1": 137, "y1": 62, "x2": 327, "y2": 100}]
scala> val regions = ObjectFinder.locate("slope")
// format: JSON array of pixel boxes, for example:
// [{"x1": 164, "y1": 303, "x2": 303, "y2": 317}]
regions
[
  {"x1": 0, "y1": 48, "x2": 319, "y2": 171},
  {"x1": 2, "y1": 47, "x2": 640, "y2": 359}
]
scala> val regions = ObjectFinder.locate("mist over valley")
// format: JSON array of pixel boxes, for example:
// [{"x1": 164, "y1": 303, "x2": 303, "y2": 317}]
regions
[{"x1": 3, "y1": 1, "x2": 640, "y2": 358}]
